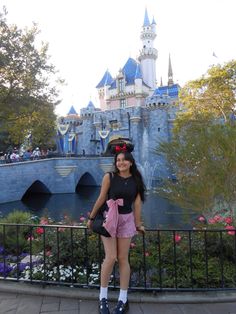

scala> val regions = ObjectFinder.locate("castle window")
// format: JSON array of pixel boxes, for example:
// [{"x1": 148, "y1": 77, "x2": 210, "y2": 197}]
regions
[
  {"x1": 118, "y1": 78, "x2": 124, "y2": 92},
  {"x1": 120, "y1": 99, "x2": 126, "y2": 109}
]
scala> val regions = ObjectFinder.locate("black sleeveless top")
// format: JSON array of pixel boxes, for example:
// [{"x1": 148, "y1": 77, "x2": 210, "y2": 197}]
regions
[{"x1": 108, "y1": 172, "x2": 138, "y2": 214}]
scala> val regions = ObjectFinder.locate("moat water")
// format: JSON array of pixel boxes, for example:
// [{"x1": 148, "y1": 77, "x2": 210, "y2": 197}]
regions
[{"x1": 0, "y1": 186, "x2": 198, "y2": 229}]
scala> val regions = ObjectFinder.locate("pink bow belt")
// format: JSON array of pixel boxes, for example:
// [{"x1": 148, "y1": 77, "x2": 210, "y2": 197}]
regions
[{"x1": 103, "y1": 198, "x2": 124, "y2": 237}]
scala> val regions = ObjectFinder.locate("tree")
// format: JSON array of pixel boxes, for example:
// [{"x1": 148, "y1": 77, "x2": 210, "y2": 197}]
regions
[
  {"x1": 0, "y1": 7, "x2": 63, "y2": 151},
  {"x1": 156, "y1": 60, "x2": 236, "y2": 215}
]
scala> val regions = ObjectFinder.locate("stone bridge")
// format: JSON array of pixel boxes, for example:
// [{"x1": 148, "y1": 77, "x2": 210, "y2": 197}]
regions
[{"x1": 0, "y1": 157, "x2": 114, "y2": 204}]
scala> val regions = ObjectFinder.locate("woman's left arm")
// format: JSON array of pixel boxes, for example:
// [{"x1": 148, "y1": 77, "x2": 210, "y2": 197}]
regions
[{"x1": 133, "y1": 193, "x2": 145, "y2": 233}]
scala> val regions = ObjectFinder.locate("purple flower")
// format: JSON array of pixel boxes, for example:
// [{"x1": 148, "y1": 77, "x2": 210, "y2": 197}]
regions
[
  {"x1": 0, "y1": 246, "x2": 4, "y2": 254},
  {"x1": 18, "y1": 262, "x2": 29, "y2": 272},
  {"x1": 0, "y1": 262, "x2": 14, "y2": 276}
]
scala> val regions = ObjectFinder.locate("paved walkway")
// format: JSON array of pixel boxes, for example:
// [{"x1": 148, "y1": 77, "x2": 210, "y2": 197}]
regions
[{"x1": 0, "y1": 282, "x2": 236, "y2": 314}]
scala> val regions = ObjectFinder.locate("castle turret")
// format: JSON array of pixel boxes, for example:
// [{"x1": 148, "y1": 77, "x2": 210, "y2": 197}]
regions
[
  {"x1": 138, "y1": 8, "x2": 158, "y2": 89},
  {"x1": 96, "y1": 70, "x2": 113, "y2": 110}
]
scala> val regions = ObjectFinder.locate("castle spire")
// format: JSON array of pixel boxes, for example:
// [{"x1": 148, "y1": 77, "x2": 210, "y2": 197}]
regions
[
  {"x1": 143, "y1": 8, "x2": 150, "y2": 27},
  {"x1": 160, "y1": 77, "x2": 163, "y2": 87},
  {"x1": 168, "y1": 54, "x2": 174, "y2": 86}
]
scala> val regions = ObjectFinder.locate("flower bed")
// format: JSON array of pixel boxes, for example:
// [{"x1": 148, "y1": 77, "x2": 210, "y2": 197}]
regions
[{"x1": 0, "y1": 211, "x2": 236, "y2": 290}]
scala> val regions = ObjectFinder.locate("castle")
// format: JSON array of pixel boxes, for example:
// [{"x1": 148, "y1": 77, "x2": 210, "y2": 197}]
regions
[{"x1": 57, "y1": 9, "x2": 180, "y2": 187}]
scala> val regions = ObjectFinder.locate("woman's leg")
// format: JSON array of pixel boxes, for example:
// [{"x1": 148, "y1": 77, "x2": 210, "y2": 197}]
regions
[
  {"x1": 99, "y1": 237, "x2": 117, "y2": 313},
  {"x1": 100, "y1": 236, "x2": 117, "y2": 288},
  {"x1": 117, "y1": 237, "x2": 132, "y2": 290}
]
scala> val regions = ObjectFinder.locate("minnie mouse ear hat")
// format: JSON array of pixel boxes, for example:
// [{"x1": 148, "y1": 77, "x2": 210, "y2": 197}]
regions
[{"x1": 110, "y1": 143, "x2": 134, "y2": 154}]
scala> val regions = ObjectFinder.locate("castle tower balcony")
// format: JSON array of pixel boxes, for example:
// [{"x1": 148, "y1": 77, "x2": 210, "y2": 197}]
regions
[
  {"x1": 138, "y1": 47, "x2": 158, "y2": 61},
  {"x1": 140, "y1": 30, "x2": 156, "y2": 41}
]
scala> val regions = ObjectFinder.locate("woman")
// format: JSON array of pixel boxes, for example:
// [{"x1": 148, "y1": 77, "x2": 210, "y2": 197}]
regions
[{"x1": 87, "y1": 149, "x2": 146, "y2": 314}]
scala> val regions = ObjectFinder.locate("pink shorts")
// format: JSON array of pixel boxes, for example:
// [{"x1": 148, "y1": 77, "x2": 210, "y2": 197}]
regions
[{"x1": 104, "y1": 211, "x2": 137, "y2": 238}]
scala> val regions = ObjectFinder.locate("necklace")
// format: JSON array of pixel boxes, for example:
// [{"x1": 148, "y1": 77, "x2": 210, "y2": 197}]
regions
[
  {"x1": 118, "y1": 173, "x2": 132, "y2": 185},
  {"x1": 119, "y1": 175, "x2": 131, "y2": 185},
  {"x1": 124, "y1": 177, "x2": 129, "y2": 185}
]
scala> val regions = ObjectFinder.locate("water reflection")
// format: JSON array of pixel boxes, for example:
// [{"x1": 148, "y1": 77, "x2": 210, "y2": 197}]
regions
[{"x1": 0, "y1": 187, "x2": 197, "y2": 228}]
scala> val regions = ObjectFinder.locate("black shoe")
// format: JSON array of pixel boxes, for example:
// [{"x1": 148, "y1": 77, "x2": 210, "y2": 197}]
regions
[
  {"x1": 99, "y1": 298, "x2": 110, "y2": 314},
  {"x1": 112, "y1": 300, "x2": 129, "y2": 314}
]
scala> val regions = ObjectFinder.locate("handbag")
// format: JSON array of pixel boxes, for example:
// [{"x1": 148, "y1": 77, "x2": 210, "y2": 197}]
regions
[{"x1": 92, "y1": 172, "x2": 113, "y2": 237}]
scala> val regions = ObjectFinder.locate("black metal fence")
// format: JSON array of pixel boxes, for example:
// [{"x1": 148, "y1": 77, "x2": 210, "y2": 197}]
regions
[{"x1": 0, "y1": 223, "x2": 236, "y2": 291}]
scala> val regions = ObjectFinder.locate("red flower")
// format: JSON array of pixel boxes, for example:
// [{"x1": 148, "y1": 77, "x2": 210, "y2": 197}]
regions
[
  {"x1": 174, "y1": 234, "x2": 181, "y2": 243},
  {"x1": 208, "y1": 218, "x2": 216, "y2": 224},
  {"x1": 225, "y1": 225, "x2": 235, "y2": 235},
  {"x1": 213, "y1": 215, "x2": 223, "y2": 222},
  {"x1": 224, "y1": 217, "x2": 233, "y2": 225},
  {"x1": 36, "y1": 227, "x2": 44, "y2": 235}
]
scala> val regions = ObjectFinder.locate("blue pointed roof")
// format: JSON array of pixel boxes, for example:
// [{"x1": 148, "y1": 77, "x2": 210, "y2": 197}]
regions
[
  {"x1": 153, "y1": 84, "x2": 180, "y2": 98},
  {"x1": 152, "y1": 16, "x2": 156, "y2": 25},
  {"x1": 143, "y1": 8, "x2": 150, "y2": 27},
  {"x1": 123, "y1": 58, "x2": 138, "y2": 81},
  {"x1": 135, "y1": 64, "x2": 142, "y2": 79},
  {"x1": 110, "y1": 58, "x2": 140, "y2": 89},
  {"x1": 109, "y1": 58, "x2": 149, "y2": 89},
  {"x1": 67, "y1": 105, "x2": 77, "y2": 115},
  {"x1": 96, "y1": 70, "x2": 113, "y2": 88},
  {"x1": 87, "y1": 100, "x2": 95, "y2": 109}
]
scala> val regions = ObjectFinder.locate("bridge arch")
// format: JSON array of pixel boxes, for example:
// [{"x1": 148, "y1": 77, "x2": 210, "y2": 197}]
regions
[
  {"x1": 21, "y1": 180, "x2": 52, "y2": 199},
  {"x1": 75, "y1": 172, "x2": 97, "y2": 192}
]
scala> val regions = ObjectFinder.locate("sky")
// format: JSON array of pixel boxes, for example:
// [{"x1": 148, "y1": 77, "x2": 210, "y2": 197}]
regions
[{"x1": 2, "y1": 0, "x2": 236, "y2": 116}]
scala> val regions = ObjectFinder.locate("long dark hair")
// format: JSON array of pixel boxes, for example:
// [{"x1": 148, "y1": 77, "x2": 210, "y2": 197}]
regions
[{"x1": 114, "y1": 152, "x2": 146, "y2": 202}]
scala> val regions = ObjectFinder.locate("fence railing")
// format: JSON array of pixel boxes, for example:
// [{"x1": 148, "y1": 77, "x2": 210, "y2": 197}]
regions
[
  {"x1": 0, "y1": 154, "x2": 101, "y2": 165},
  {"x1": 0, "y1": 223, "x2": 236, "y2": 291}
]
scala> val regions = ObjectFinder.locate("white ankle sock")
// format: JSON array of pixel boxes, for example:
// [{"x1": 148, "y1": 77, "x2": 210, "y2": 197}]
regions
[
  {"x1": 99, "y1": 286, "x2": 108, "y2": 300},
  {"x1": 118, "y1": 289, "x2": 127, "y2": 303}
]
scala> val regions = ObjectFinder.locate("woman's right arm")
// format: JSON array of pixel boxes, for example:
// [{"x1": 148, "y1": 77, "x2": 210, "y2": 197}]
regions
[{"x1": 87, "y1": 173, "x2": 110, "y2": 227}]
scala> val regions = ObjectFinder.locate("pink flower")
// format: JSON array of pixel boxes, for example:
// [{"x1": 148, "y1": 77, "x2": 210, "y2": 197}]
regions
[
  {"x1": 27, "y1": 236, "x2": 34, "y2": 241},
  {"x1": 40, "y1": 218, "x2": 48, "y2": 225},
  {"x1": 130, "y1": 242, "x2": 136, "y2": 249},
  {"x1": 145, "y1": 252, "x2": 150, "y2": 257},
  {"x1": 174, "y1": 234, "x2": 181, "y2": 243},
  {"x1": 198, "y1": 216, "x2": 205, "y2": 222},
  {"x1": 46, "y1": 250, "x2": 52, "y2": 256},
  {"x1": 80, "y1": 216, "x2": 85, "y2": 222},
  {"x1": 224, "y1": 217, "x2": 233, "y2": 225},
  {"x1": 36, "y1": 227, "x2": 44, "y2": 235},
  {"x1": 213, "y1": 215, "x2": 223, "y2": 222},
  {"x1": 58, "y1": 227, "x2": 65, "y2": 232},
  {"x1": 208, "y1": 218, "x2": 216, "y2": 224},
  {"x1": 225, "y1": 225, "x2": 235, "y2": 235}
]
